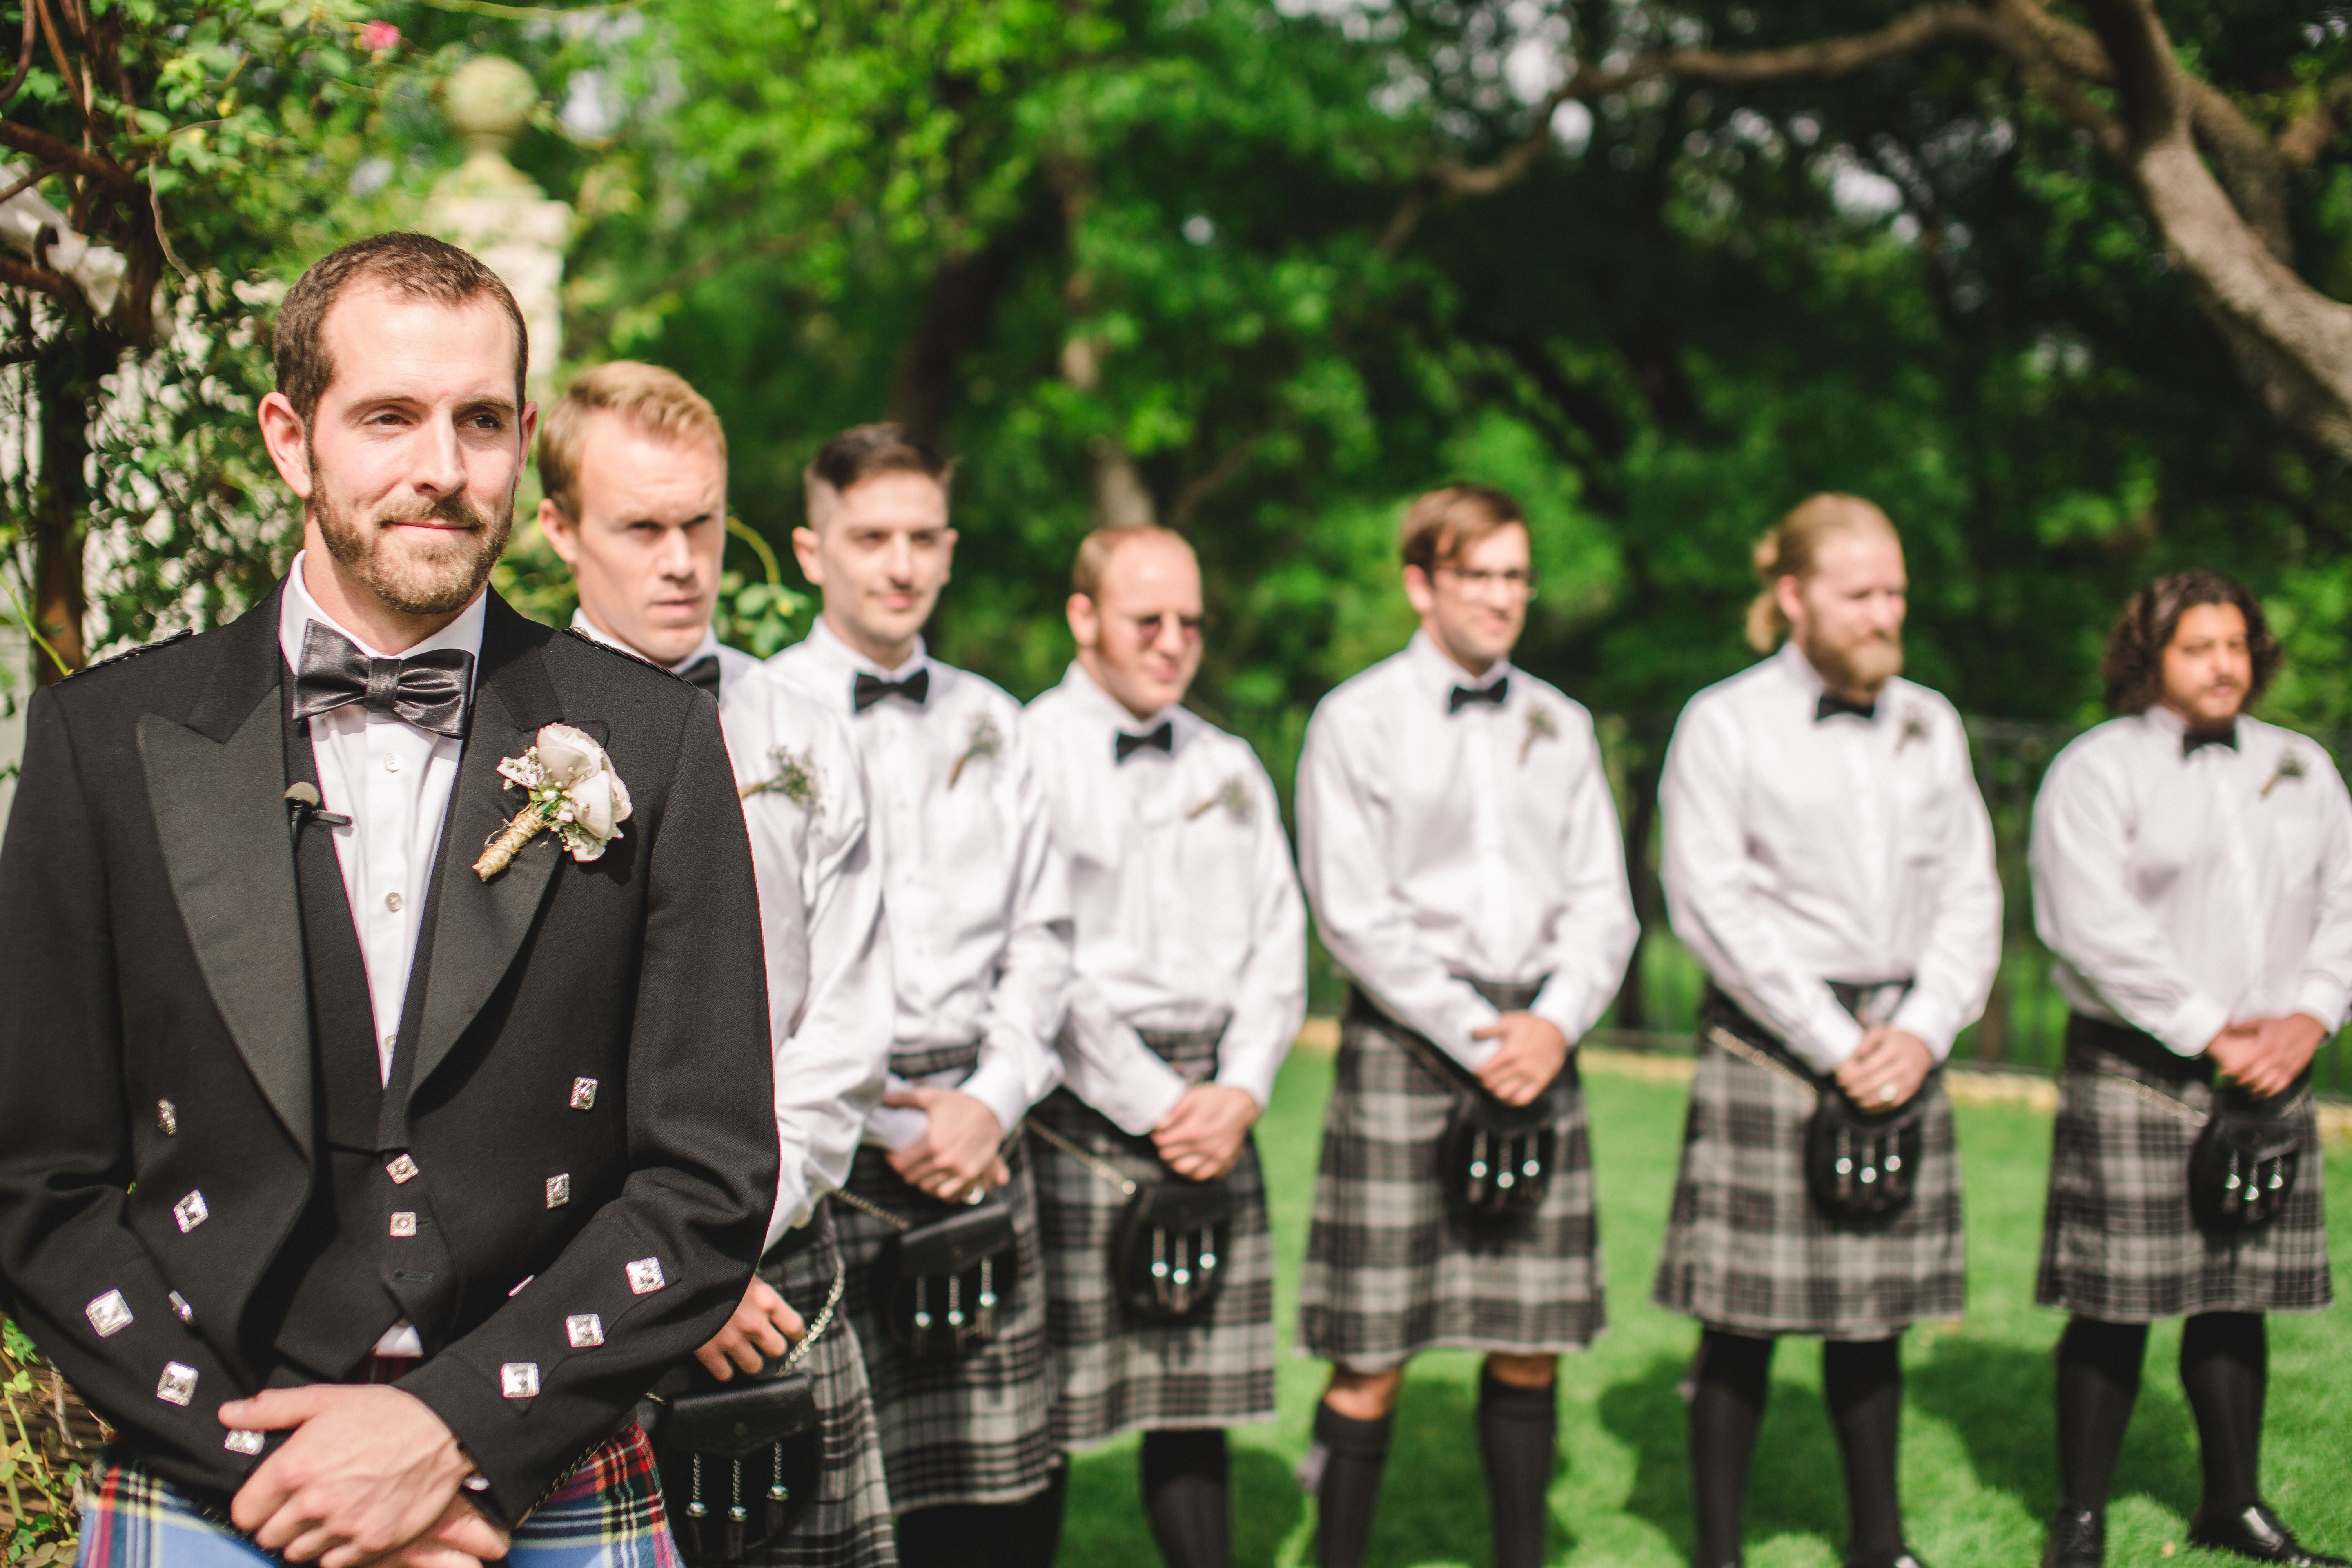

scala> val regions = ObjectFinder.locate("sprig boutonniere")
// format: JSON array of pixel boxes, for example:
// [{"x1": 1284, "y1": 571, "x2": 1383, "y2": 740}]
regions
[
  {"x1": 740, "y1": 744, "x2": 822, "y2": 813},
  {"x1": 2262, "y1": 750, "x2": 2307, "y2": 799},
  {"x1": 1187, "y1": 775, "x2": 1253, "y2": 823},
  {"x1": 1520, "y1": 704, "x2": 1559, "y2": 765},
  {"x1": 949, "y1": 713, "x2": 1002, "y2": 788},
  {"x1": 1898, "y1": 710, "x2": 1931, "y2": 752},
  {"x1": 475, "y1": 724, "x2": 632, "y2": 880}
]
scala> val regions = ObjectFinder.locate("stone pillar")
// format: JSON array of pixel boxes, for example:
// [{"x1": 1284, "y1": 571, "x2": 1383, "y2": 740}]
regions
[{"x1": 423, "y1": 56, "x2": 573, "y2": 404}]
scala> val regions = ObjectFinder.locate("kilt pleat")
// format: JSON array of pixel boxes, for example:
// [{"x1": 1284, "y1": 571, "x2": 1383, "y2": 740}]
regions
[
  {"x1": 1031, "y1": 1027, "x2": 1276, "y2": 1450},
  {"x1": 2037, "y1": 1018, "x2": 2331, "y2": 1322},
  {"x1": 1651, "y1": 1024, "x2": 1966, "y2": 1340},
  {"x1": 833, "y1": 1141, "x2": 1056, "y2": 1512},
  {"x1": 1294, "y1": 1002, "x2": 1605, "y2": 1370}
]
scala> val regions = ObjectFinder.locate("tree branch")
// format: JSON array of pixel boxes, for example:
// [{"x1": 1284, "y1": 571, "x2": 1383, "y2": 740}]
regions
[
  {"x1": 0, "y1": 118, "x2": 137, "y2": 193},
  {"x1": 0, "y1": 252, "x2": 78, "y2": 304},
  {"x1": 2278, "y1": 78, "x2": 2352, "y2": 167}
]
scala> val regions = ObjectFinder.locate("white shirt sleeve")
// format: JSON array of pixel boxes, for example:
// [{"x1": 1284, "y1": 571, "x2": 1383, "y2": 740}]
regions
[
  {"x1": 1057, "y1": 990, "x2": 1189, "y2": 1136},
  {"x1": 1213, "y1": 759, "x2": 1309, "y2": 1109},
  {"x1": 1297, "y1": 704, "x2": 1503, "y2": 1068},
  {"x1": 1886, "y1": 716, "x2": 2002, "y2": 1057},
  {"x1": 958, "y1": 728, "x2": 1072, "y2": 1134},
  {"x1": 1526, "y1": 712, "x2": 1639, "y2": 1046},
  {"x1": 2293, "y1": 758, "x2": 2352, "y2": 1032},
  {"x1": 1662, "y1": 697, "x2": 1868, "y2": 1072}
]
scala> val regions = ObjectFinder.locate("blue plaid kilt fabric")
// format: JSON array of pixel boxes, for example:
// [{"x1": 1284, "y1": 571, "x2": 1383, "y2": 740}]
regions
[
  {"x1": 2038, "y1": 1013, "x2": 2332, "y2": 1322},
  {"x1": 76, "y1": 1424, "x2": 675, "y2": 1568}
]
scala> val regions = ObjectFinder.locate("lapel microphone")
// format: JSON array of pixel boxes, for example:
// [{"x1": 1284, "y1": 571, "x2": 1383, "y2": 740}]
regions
[{"x1": 284, "y1": 782, "x2": 352, "y2": 834}]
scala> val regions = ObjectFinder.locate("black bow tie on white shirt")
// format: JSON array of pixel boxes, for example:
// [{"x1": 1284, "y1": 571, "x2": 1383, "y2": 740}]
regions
[
  {"x1": 678, "y1": 654, "x2": 722, "y2": 698},
  {"x1": 1815, "y1": 691, "x2": 1878, "y2": 723},
  {"x1": 2183, "y1": 725, "x2": 2238, "y2": 757},
  {"x1": 290, "y1": 621, "x2": 474, "y2": 738},
  {"x1": 1116, "y1": 721, "x2": 1174, "y2": 763},
  {"x1": 852, "y1": 667, "x2": 929, "y2": 713},
  {"x1": 1448, "y1": 677, "x2": 1508, "y2": 714}
]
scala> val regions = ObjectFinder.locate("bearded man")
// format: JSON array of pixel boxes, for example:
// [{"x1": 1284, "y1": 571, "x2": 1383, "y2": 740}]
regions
[
  {"x1": 0, "y1": 234, "x2": 775, "y2": 1568},
  {"x1": 1656, "y1": 493, "x2": 2001, "y2": 1568}
]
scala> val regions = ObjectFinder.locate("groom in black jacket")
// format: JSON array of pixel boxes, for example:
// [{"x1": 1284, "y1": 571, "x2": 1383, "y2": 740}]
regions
[{"x1": 0, "y1": 233, "x2": 775, "y2": 1568}]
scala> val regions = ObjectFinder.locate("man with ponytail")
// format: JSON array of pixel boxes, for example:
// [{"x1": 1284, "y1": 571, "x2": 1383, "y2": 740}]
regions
[{"x1": 1655, "y1": 494, "x2": 2001, "y2": 1568}]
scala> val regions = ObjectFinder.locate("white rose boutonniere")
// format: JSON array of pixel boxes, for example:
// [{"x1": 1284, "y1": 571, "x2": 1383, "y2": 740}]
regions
[{"x1": 474, "y1": 723, "x2": 634, "y2": 880}]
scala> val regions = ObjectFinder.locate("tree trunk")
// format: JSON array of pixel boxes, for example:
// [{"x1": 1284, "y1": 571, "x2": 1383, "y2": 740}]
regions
[{"x1": 29, "y1": 326, "x2": 111, "y2": 683}]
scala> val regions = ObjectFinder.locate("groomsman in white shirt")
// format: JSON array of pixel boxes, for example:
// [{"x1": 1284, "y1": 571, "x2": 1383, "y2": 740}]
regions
[
  {"x1": 2029, "y1": 570, "x2": 2348, "y2": 1568},
  {"x1": 1024, "y1": 526, "x2": 1307, "y2": 1568},
  {"x1": 769, "y1": 424, "x2": 1071, "y2": 1568},
  {"x1": 537, "y1": 364, "x2": 899, "y2": 1566},
  {"x1": 1657, "y1": 494, "x2": 2000, "y2": 1568},
  {"x1": 1294, "y1": 485, "x2": 1638, "y2": 1568}
]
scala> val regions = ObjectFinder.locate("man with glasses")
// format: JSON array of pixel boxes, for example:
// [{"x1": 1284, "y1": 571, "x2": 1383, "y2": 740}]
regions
[{"x1": 1294, "y1": 485, "x2": 1638, "y2": 1568}]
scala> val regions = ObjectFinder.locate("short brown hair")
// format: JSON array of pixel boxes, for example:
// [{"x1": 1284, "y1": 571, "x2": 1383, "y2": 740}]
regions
[
  {"x1": 274, "y1": 232, "x2": 527, "y2": 426},
  {"x1": 538, "y1": 361, "x2": 727, "y2": 521},
  {"x1": 1071, "y1": 525, "x2": 1194, "y2": 600},
  {"x1": 1745, "y1": 493, "x2": 1899, "y2": 653},
  {"x1": 804, "y1": 423, "x2": 954, "y2": 524},
  {"x1": 2100, "y1": 569, "x2": 2281, "y2": 715},
  {"x1": 1399, "y1": 484, "x2": 1525, "y2": 575}
]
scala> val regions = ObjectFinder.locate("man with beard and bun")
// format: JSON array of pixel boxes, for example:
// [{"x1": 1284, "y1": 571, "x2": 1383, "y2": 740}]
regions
[
  {"x1": 537, "y1": 362, "x2": 900, "y2": 1568},
  {"x1": 1294, "y1": 484, "x2": 1637, "y2": 1568},
  {"x1": 0, "y1": 235, "x2": 775, "y2": 1568},
  {"x1": 2029, "y1": 571, "x2": 2349, "y2": 1568},
  {"x1": 1023, "y1": 526, "x2": 1306, "y2": 1568},
  {"x1": 1656, "y1": 493, "x2": 2000, "y2": 1568},
  {"x1": 768, "y1": 424, "x2": 1071, "y2": 1568}
]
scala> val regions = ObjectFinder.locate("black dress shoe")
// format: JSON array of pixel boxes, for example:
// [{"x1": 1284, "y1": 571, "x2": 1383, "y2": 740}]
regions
[
  {"x1": 2041, "y1": 1506, "x2": 2104, "y2": 1568},
  {"x1": 2188, "y1": 1502, "x2": 2351, "y2": 1567}
]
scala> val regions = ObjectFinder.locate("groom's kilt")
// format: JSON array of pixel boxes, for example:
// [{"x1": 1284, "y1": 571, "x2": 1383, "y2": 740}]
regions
[
  {"x1": 1295, "y1": 986, "x2": 1605, "y2": 1370},
  {"x1": 2037, "y1": 1014, "x2": 2331, "y2": 1322},
  {"x1": 1031, "y1": 1027, "x2": 1276, "y2": 1449},
  {"x1": 1653, "y1": 1002, "x2": 1965, "y2": 1340},
  {"x1": 833, "y1": 1091, "x2": 1054, "y2": 1513}
]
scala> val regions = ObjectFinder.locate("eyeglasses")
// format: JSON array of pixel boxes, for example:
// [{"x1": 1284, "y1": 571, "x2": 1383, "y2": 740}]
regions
[
  {"x1": 1434, "y1": 566, "x2": 1538, "y2": 601},
  {"x1": 1120, "y1": 612, "x2": 1205, "y2": 642}
]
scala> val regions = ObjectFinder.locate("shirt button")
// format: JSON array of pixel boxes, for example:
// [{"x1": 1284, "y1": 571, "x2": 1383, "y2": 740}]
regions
[
  {"x1": 385, "y1": 892, "x2": 404, "y2": 912},
  {"x1": 383, "y1": 754, "x2": 401, "y2": 773}
]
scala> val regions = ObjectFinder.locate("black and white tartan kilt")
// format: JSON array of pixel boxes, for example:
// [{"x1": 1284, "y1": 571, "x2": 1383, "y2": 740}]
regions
[
  {"x1": 1652, "y1": 1009, "x2": 1966, "y2": 1341},
  {"x1": 749, "y1": 1204, "x2": 898, "y2": 1568},
  {"x1": 1294, "y1": 987, "x2": 1605, "y2": 1370},
  {"x1": 2037, "y1": 1014, "x2": 2332, "y2": 1322},
  {"x1": 1030, "y1": 1026, "x2": 1277, "y2": 1450},
  {"x1": 832, "y1": 1125, "x2": 1056, "y2": 1513}
]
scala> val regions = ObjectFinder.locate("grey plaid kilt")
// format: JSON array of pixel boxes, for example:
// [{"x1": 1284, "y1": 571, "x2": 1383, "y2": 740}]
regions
[
  {"x1": 1295, "y1": 986, "x2": 1605, "y2": 1370},
  {"x1": 1652, "y1": 1008, "x2": 1966, "y2": 1340},
  {"x1": 2037, "y1": 1015, "x2": 2332, "y2": 1322},
  {"x1": 749, "y1": 1204, "x2": 898, "y2": 1568},
  {"x1": 833, "y1": 1060, "x2": 1055, "y2": 1513},
  {"x1": 1030, "y1": 1026, "x2": 1276, "y2": 1450}
]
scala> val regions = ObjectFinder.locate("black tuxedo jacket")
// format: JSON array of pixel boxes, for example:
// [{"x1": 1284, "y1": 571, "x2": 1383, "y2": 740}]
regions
[{"x1": 0, "y1": 587, "x2": 776, "y2": 1523}]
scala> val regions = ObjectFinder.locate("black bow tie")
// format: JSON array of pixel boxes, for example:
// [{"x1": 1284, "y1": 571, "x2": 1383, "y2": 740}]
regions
[
  {"x1": 852, "y1": 667, "x2": 929, "y2": 713},
  {"x1": 1448, "y1": 677, "x2": 1508, "y2": 714},
  {"x1": 2183, "y1": 725, "x2": 2238, "y2": 757},
  {"x1": 678, "y1": 654, "x2": 722, "y2": 698},
  {"x1": 1115, "y1": 721, "x2": 1174, "y2": 763},
  {"x1": 1815, "y1": 691, "x2": 1879, "y2": 724},
  {"x1": 291, "y1": 621, "x2": 474, "y2": 739}
]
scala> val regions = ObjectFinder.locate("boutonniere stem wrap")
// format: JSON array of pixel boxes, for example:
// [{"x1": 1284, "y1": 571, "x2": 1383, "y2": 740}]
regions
[
  {"x1": 2263, "y1": 750, "x2": 2307, "y2": 799},
  {"x1": 949, "y1": 713, "x2": 1003, "y2": 788},
  {"x1": 475, "y1": 724, "x2": 633, "y2": 880},
  {"x1": 1520, "y1": 705, "x2": 1559, "y2": 765}
]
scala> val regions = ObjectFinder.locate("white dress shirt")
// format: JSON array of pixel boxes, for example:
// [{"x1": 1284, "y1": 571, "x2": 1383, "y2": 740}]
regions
[
  {"x1": 1296, "y1": 631, "x2": 1639, "y2": 1070},
  {"x1": 1661, "y1": 639, "x2": 2002, "y2": 1073},
  {"x1": 278, "y1": 552, "x2": 486, "y2": 1358},
  {"x1": 720, "y1": 661, "x2": 895, "y2": 1248},
  {"x1": 767, "y1": 619, "x2": 1069, "y2": 1144},
  {"x1": 1025, "y1": 663, "x2": 1308, "y2": 1134},
  {"x1": 570, "y1": 609, "x2": 758, "y2": 696},
  {"x1": 2031, "y1": 706, "x2": 2352, "y2": 1057}
]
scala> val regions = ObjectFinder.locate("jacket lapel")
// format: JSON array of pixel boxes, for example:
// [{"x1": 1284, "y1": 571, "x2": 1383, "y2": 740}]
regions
[
  {"x1": 407, "y1": 595, "x2": 566, "y2": 1094},
  {"x1": 138, "y1": 592, "x2": 312, "y2": 1154}
]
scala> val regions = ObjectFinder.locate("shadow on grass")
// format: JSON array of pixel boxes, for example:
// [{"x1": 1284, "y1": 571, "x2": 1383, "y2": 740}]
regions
[{"x1": 1060, "y1": 1435, "x2": 1305, "y2": 1567}]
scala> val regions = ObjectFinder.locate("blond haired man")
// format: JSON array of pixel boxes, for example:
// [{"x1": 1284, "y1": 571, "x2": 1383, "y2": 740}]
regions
[
  {"x1": 1294, "y1": 485, "x2": 1637, "y2": 1568},
  {"x1": 1657, "y1": 494, "x2": 2000, "y2": 1568},
  {"x1": 537, "y1": 365, "x2": 900, "y2": 1567}
]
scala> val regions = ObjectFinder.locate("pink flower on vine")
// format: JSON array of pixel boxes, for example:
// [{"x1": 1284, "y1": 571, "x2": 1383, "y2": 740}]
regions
[{"x1": 360, "y1": 21, "x2": 401, "y2": 52}]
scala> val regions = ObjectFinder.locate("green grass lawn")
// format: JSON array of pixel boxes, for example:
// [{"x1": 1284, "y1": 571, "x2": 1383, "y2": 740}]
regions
[{"x1": 1055, "y1": 1049, "x2": 2352, "y2": 1568}]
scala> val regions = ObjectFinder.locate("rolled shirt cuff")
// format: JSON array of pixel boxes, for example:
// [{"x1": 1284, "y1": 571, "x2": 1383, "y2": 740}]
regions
[
  {"x1": 1528, "y1": 985, "x2": 1592, "y2": 1051},
  {"x1": 955, "y1": 1058, "x2": 1031, "y2": 1142},
  {"x1": 1787, "y1": 1003, "x2": 1867, "y2": 1076},
  {"x1": 1887, "y1": 995, "x2": 1959, "y2": 1062},
  {"x1": 2157, "y1": 994, "x2": 2233, "y2": 1059},
  {"x1": 2290, "y1": 980, "x2": 2351, "y2": 1039},
  {"x1": 1096, "y1": 1052, "x2": 1189, "y2": 1136}
]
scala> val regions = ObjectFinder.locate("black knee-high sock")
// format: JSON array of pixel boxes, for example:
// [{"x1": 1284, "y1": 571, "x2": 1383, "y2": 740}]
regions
[
  {"x1": 1310, "y1": 1401, "x2": 1393, "y2": 1568},
  {"x1": 1689, "y1": 1329, "x2": 1775, "y2": 1567},
  {"x1": 2055, "y1": 1316, "x2": 2148, "y2": 1514},
  {"x1": 1478, "y1": 1370, "x2": 1558, "y2": 1568},
  {"x1": 1823, "y1": 1338, "x2": 1904, "y2": 1565},
  {"x1": 895, "y1": 1469, "x2": 1069, "y2": 1568},
  {"x1": 2181, "y1": 1312, "x2": 2266, "y2": 1518},
  {"x1": 1141, "y1": 1429, "x2": 1232, "y2": 1568},
  {"x1": 894, "y1": 1503, "x2": 990, "y2": 1568}
]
